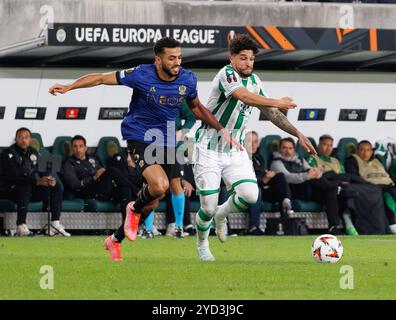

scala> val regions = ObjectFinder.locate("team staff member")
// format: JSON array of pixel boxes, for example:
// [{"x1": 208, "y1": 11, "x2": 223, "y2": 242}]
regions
[
  {"x1": 61, "y1": 135, "x2": 136, "y2": 230},
  {"x1": 0, "y1": 127, "x2": 69, "y2": 236}
]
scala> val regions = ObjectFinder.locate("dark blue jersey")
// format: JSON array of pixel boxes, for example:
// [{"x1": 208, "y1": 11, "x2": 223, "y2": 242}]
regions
[{"x1": 116, "y1": 64, "x2": 198, "y2": 147}]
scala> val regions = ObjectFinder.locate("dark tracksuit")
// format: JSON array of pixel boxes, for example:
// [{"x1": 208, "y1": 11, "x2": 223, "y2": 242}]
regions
[
  {"x1": 345, "y1": 155, "x2": 396, "y2": 225},
  {"x1": 0, "y1": 144, "x2": 62, "y2": 225},
  {"x1": 249, "y1": 152, "x2": 291, "y2": 228},
  {"x1": 61, "y1": 155, "x2": 135, "y2": 221}
]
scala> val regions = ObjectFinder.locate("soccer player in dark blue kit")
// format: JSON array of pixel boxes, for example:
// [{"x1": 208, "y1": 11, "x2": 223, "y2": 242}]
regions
[{"x1": 50, "y1": 37, "x2": 293, "y2": 261}]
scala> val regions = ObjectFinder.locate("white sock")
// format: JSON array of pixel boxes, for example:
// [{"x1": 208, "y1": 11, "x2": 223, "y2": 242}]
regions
[{"x1": 343, "y1": 212, "x2": 354, "y2": 229}]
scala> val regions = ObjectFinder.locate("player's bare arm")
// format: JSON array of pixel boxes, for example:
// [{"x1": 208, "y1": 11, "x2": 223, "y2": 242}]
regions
[
  {"x1": 187, "y1": 97, "x2": 243, "y2": 150},
  {"x1": 49, "y1": 71, "x2": 118, "y2": 95},
  {"x1": 262, "y1": 107, "x2": 316, "y2": 155},
  {"x1": 231, "y1": 87, "x2": 297, "y2": 110}
]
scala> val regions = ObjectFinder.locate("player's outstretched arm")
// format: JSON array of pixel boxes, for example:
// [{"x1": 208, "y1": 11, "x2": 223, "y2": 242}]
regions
[
  {"x1": 49, "y1": 71, "x2": 118, "y2": 96},
  {"x1": 187, "y1": 97, "x2": 243, "y2": 151},
  {"x1": 231, "y1": 87, "x2": 297, "y2": 110},
  {"x1": 262, "y1": 107, "x2": 316, "y2": 155}
]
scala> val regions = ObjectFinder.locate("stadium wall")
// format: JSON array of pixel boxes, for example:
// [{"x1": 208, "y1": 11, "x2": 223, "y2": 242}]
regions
[
  {"x1": 0, "y1": 67, "x2": 395, "y2": 147},
  {"x1": 2, "y1": 0, "x2": 396, "y2": 47}
]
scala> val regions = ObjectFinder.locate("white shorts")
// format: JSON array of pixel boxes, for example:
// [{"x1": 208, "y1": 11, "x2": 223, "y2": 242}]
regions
[{"x1": 192, "y1": 143, "x2": 257, "y2": 195}]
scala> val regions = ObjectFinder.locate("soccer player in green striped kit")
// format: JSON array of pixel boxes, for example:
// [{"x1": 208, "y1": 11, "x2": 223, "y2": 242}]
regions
[{"x1": 193, "y1": 34, "x2": 316, "y2": 261}]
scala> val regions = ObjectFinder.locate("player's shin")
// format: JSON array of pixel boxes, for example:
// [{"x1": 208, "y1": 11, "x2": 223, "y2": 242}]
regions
[
  {"x1": 133, "y1": 185, "x2": 158, "y2": 213},
  {"x1": 172, "y1": 192, "x2": 185, "y2": 229},
  {"x1": 216, "y1": 193, "x2": 249, "y2": 221},
  {"x1": 195, "y1": 208, "x2": 213, "y2": 242}
]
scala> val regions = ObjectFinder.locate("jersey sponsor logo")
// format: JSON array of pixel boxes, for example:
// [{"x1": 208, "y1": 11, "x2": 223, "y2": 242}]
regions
[
  {"x1": 150, "y1": 86, "x2": 156, "y2": 93},
  {"x1": 148, "y1": 93, "x2": 185, "y2": 107}
]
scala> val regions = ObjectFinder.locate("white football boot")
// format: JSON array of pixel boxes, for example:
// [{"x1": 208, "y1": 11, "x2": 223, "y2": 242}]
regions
[
  {"x1": 214, "y1": 214, "x2": 228, "y2": 243},
  {"x1": 197, "y1": 240, "x2": 215, "y2": 262}
]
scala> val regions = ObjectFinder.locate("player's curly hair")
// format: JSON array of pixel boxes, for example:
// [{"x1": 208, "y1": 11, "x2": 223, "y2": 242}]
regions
[
  {"x1": 154, "y1": 37, "x2": 180, "y2": 55},
  {"x1": 229, "y1": 34, "x2": 259, "y2": 55}
]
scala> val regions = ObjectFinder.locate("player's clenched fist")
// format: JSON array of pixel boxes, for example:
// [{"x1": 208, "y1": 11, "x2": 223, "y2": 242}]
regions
[
  {"x1": 277, "y1": 97, "x2": 297, "y2": 110},
  {"x1": 49, "y1": 83, "x2": 70, "y2": 96}
]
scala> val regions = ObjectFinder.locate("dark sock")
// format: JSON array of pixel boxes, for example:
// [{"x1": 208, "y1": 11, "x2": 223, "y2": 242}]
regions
[
  {"x1": 113, "y1": 224, "x2": 125, "y2": 243},
  {"x1": 133, "y1": 185, "x2": 157, "y2": 213}
]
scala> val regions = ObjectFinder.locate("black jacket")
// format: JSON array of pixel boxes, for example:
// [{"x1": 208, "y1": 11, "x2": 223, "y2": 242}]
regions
[
  {"x1": 61, "y1": 155, "x2": 101, "y2": 192},
  {"x1": 0, "y1": 144, "x2": 40, "y2": 188},
  {"x1": 252, "y1": 152, "x2": 266, "y2": 187},
  {"x1": 107, "y1": 152, "x2": 141, "y2": 195}
]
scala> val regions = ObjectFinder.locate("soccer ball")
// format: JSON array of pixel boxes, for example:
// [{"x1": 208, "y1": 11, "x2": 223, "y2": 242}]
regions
[{"x1": 311, "y1": 234, "x2": 343, "y2": 263}]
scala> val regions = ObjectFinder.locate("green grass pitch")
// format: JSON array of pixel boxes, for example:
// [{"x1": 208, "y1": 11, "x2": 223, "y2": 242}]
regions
[{"x1": 0, "y1": 235, "x2": 395, "y2": 299}]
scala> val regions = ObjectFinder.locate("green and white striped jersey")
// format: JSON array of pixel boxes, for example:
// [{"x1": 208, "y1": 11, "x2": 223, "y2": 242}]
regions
[{"x1": 195, "y1": 64, "x2": 267, "y2": 152}]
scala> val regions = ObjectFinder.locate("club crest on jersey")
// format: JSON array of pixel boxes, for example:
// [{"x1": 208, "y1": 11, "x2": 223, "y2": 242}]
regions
[
  {"x1": 30, "y1": 154, "x2": 37, "y2": 164},
  {"x1": 89, "y1": 158, "x2": 96, "y2": 166},
  {"x1": 179, "y1": 85, "x2": 187, "y2": 95},
  {"x1": 239, "y1": 103, "x2": 252, "y2": 116}
]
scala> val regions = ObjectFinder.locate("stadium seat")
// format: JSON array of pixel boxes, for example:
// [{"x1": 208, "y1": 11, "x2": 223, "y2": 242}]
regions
[
  {"x1": 31, "y1": 132, "x2": 51, "y2": 156},
  {"x1": 297, "y1": 137, "x2": 317, "y2": 158},
  {"x1": 0, "y1": 200, "x2": 15, "y2": 212},
  {"x1": 335, "y1": 137, "x2": 358, "y2": 163},
  {"x1": 258, "y1": 135, "x2": 282, "y2": 169},
  {"x1": 52, "y1": 136, "x2": 72, "y2": 158},
  {"x1": 61, "y1": 199, "x2": 85, "y2": 212},
  {"x1": 84, "y1": 199, "x2": 120, "y2": 212},
  {"x1": 292, "y1": 199, "x2": 322, "y2": 212},
  {"x1": 28, "y1": 202, "x2": 45, "y2": 212},
  {"x1": 95, "y1": 137, "x2": 122, "y2": 166},
  {"x1": 261, "y1": 201, "x2": 278, "y2": 212},
  {"x1": 86, "y1": 137, "x2": 124, "y2": 213}
]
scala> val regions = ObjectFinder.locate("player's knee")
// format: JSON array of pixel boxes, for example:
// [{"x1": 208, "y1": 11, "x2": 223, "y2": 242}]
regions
[
  {"x1": 236, "y1": 183, "x2": 259, "y2": 205},
  {"x1": 200, "y1": 199, "x2": 217, "y2": 217},
  {"x1": 149, "y1": 178, "x2": 169, "y2": 197}
]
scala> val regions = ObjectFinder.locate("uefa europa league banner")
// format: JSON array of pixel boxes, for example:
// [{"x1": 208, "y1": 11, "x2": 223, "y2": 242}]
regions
[
  {"x1": 48, "y1": 23, "x2": 235, "y2": 48},
  {"x1": 48, "y1": 23, "x2": 396, "y2": 52}
]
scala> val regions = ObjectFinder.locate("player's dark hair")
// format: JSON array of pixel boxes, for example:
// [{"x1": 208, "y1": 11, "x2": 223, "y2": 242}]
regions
[
  {"x1": 72, "y1": 135, "x2": 87, "y2": 146},
  {"x1": 229, "y1": 34, "x2": 259, "y2": 55},
  {"x1": 319, "y1": 134, "x2": 334, "y2": 143},
  {"x1": 358, "y1": 140, "x2": 372, "y2": 148},
  {"x1": 280, "y1": 137, "x2": 296, "y2": 148},
  {"x1": 154, "y1": 37, "x2": 180, "y2": 55},
  {"x1": 15, "y1": 127, "x2": 31, "y2": 138}
]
